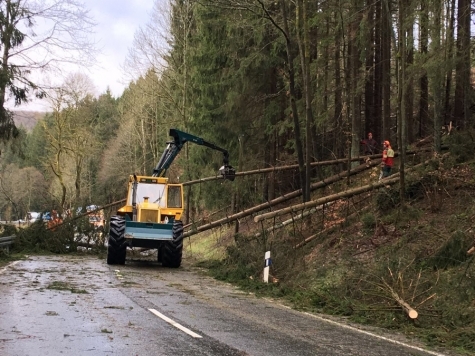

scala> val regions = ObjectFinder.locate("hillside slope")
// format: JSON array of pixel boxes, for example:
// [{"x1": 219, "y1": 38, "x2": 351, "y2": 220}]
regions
[
  {"x1": 184, "y1": 136, "x2": 475, "y2": 356},
  {"x1": 12, "y1": 110, "x2": 46, "y2": 131}
]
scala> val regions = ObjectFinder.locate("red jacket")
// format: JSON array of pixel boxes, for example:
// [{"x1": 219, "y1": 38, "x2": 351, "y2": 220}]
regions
[{"x1": 382, "y1": 147, "x2": 394, "y2": 167}]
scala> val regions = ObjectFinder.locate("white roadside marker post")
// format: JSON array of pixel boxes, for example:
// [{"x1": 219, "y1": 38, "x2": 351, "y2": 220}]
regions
[{"x1": 264, "y1": 251, "x2": 271, "y2": 283}]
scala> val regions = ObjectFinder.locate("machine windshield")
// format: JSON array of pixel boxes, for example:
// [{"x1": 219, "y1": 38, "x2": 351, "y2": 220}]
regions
[{"x1": 129, "y1": 183, "x2": 167, "y2": 207}]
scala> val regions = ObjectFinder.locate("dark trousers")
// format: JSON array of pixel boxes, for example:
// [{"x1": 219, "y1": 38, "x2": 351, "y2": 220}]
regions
[{"x1": 382, "y1": 165, "x2": 392, "y2": 177}]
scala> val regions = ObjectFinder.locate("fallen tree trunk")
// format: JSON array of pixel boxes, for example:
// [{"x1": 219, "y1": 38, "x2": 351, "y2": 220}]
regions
[
  {"x1": 183, "y1": 155, "x2": 382, "y2": 186},
  {"x1": 254, "y1": 202, "x2": 335, "y2": 238},
  {"x1": 382, "y1": 278, "x2": 419, "y2": 319},
  {"x1": 183, "y1": 160, "x2": 381, "y2": 238},
  {"x1": 293, "y1": 207, "x2": 366, "y2": 249},
  {"x1": 46, "y1": 199, "x2": 126, "y2": 231},
  {"x1": 182, "y1": 147, "x2": 437, "y2": 186},
  {"x1": 70, "y1": 151, "x2": 442, "y2": 238},
  {"x1": 254, "y1": 175, "x2": 400, "y2": 223},
  {"x1": 254, "y1": 153, "x2": 448, "y2": 223}
]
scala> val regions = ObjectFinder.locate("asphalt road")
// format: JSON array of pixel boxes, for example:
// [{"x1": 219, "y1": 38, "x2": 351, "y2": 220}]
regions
[{"x1": 0, "y1": 255, "x2": 458, "y2": 356}]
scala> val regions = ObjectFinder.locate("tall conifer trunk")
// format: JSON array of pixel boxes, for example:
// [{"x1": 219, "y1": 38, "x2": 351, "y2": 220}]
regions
[
  {"x1": 418, "y1": 0, "x2": 429, "y2": 138},
  {"x1": 381, "y1": 0, "x2": 391, "y2": 142},
  {"x1": 453, "y1": 0, "x2": 471, "y2": 129},
  {"x1": 279, "y1": 0, "x2": 306, "y2": 201}
]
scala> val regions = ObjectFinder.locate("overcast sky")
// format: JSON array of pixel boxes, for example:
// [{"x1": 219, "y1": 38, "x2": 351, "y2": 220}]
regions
[
  {"x1": 11, "y1": 0, "x2": 157, "y2": 112},
  {"x1": 82, "y1": 0, "x2": 155, "y2": 96}
]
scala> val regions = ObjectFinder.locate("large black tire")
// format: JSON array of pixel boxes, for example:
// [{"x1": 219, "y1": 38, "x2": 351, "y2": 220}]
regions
[
  {"x1": 157, "y1": 246, "x2": 163, "y2": 263},
  {"x1": 161, "y1": 220, "x2": 183, "y2": 268},
  {"x1": 107, "y1": 216, "x2": 127, "y2": 265}
]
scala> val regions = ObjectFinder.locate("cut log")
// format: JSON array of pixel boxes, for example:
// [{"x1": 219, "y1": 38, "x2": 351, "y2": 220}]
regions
[
  {"x1": 182, "y1": 160, "x2": 382, "y2": 238},
  {"x1": 46, "y1": 199, "x2": 126, "y2": 231},
  {"x1": 254, "y1": 202, "x2": 335, "y2": 238},
  {"x1": 254, "y1": 175, "x2": 400, "y2": 223},
  {"x1": 183, "y1": 156, "x2": 383, "y2": 186},
  {"x1": 294, "y1": 209, "x2": 364, "y2": 249},
  {"x1": 253, "y1": 153, "x2": 450, "y2": 224},
  {"x1": 182, "y1": 152, "x2": 446, "y2": 238},
  {"x1": 182, "y1": 148, "x2": 438, "y2": 186},
  {"x1": 382, "y1": 279, "x2": 418, "y2": 319}
]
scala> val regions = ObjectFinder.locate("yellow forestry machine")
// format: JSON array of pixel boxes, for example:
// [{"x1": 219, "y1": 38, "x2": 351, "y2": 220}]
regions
[{"x1": 106, "y1": 129, "x2": 235, "y2": 268}]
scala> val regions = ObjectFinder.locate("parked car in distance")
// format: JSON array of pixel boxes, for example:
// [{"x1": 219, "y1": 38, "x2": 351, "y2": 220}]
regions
[{"x1": 26, "y1": 212, "x2": 41, "y2": 223}]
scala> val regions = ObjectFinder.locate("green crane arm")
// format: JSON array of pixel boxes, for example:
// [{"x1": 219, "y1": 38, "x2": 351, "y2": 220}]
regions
[{"x1": 152, "y1": 129, "x2": 235, "y2": 181}]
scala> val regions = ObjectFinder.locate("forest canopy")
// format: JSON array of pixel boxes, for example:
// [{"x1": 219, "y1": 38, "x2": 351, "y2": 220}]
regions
[{"x1": 0, "y1": 0, "x2": 473, "y2": 223}]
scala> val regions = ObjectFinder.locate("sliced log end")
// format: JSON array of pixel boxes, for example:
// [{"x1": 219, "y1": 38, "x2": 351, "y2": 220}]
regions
[{"x1": 408, "y1": 309, "x2": 418, "y2": 319}]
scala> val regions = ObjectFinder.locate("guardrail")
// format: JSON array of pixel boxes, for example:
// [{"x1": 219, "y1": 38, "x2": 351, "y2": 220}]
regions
[{"x1": 0, "y1": 235, "x2": 14, "y2": 252}]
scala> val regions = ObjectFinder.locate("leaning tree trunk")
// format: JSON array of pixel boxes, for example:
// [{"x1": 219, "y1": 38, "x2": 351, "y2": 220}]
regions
[
  {"x1": 254, "y1": 174, "x2": 399, "y2": 223},
  {"x1": 183, "y1": 159, "x2": 383, "y2": 238}
]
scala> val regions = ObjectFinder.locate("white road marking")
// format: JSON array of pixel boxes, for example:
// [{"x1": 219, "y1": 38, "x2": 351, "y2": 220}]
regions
[
  {"x1": 0, "y1": 259, "x2": 446, "y2": 355},
  {"x1": 265, "y1": 300, "x2": 448, "y2": 356},
  {"x1": 0, "y1": 260, "x2": 20, "y2": 275},
  {"x1": 263, "y1": 298, "x2": 447, "y2": 356},
  {"x1": 299, "y1": 306, "x2": 447, "y2": 356},
  {"x1": 149, "y1": 308, "x2": 202, "y2": 339}
]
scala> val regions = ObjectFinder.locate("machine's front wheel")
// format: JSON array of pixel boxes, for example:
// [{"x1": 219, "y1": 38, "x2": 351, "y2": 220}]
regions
[
  {"x1": 157, "y1": 245, "x2": 163, "y2": 263},
  {"x1": 107, "y1": 216, "x2": 127, "y2": 265},
  {"x1": 161, "y1": 220, "x2": 183, "y2": 268}
]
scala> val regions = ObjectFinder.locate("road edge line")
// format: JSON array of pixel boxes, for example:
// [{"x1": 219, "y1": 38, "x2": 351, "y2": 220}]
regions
[
  {"x1": 0, "y1": 260, "x2": 20, "y2": 275},
  {"x1": 149, "y1": 308, "x2": 202, "y2": 339}
]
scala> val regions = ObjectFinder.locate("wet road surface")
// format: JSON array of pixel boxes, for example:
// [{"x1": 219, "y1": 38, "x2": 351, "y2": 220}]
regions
[{"x1": 0, "y1": 255, "x2": 457, "y2": 356}]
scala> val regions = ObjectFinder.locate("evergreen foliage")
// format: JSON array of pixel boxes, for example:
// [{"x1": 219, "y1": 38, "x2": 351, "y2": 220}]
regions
[
  {"x1": 1, "y1": 1, "x2": 475, "y2": 353},
  {"x1": 0, "y1": 0, "x2": 473, "y2": 224}
]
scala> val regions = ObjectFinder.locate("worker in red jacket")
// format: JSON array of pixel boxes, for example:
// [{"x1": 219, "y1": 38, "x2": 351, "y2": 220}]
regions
[{"x1": 380, "y1": 140, "x2": 395, "y2": 180}]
